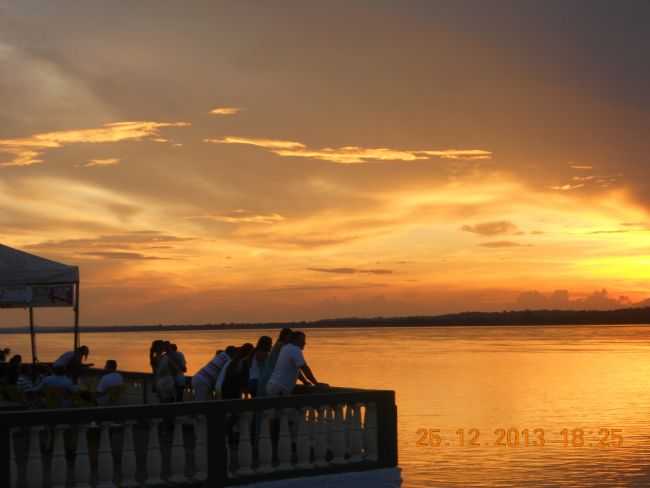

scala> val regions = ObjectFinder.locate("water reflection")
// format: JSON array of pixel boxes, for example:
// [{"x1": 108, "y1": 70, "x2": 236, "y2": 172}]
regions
[{"x1": 4, "y1": 325, "x2": 650, "y2": 487}]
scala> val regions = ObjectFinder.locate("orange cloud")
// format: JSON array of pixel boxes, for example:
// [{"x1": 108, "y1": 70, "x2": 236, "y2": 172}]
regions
[
  {"x1": 205, "y1": 136, "x2": 305, "y2": 150},
  {"x1": 206, "y1": 136, "x2": 492, "y2": 164},
  {"x1": 550, "y1": 183, "x2": 585, "y2": 191},
  {"x1": 83, "y1": 158, "x2": 120, "y2": 167},
  {"x1": 0, "y1": 121, "x2": 190, "y2": 166},
  {"x1": 209, "y1": 107, "x2": 242, "y2": 115},
  {"x1": 479, "y1": 241, "x2": 526, "y2": 248},
  {"x1": 187, "y1": 210, "x2": 286, "y2": 225}
]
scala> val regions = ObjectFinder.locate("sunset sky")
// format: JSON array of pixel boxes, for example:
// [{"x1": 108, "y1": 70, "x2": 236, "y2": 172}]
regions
[{"x1": 2, "y1": 1, "x2": 650, "y2": 326}]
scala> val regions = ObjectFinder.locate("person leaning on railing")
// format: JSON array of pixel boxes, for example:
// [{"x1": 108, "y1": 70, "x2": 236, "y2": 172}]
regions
[
  {"x1": 192, "y1": 345, "x2": 235, "y2": 401},
  {"x1": 266, "y1": 331, "x2": 326, "y2": 396},
  {"x1": 221, "y1": 343, "x2": 254, "y2": 399},
  {"x1": 53, "y1": 345, "x2": 92, "y2": 383}
]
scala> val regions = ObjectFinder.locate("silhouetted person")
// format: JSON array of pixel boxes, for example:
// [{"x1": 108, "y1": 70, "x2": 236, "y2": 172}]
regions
[
  {"x1": 247, "y1": 336, "x2": 272, "y2": 397},
  {"x1": 169, "y1": 343, "x2": 187, "y2": 401},
  {"x1": 149, "y1": 340, "x2": 165, "y2": 375},
  {"x1": 221, "y1": 343, "x2": 254, "y2": 399},
  {"x1": 96, "y1": 360, "x2": 124, "y2": 405},
  {"x1": 53, "y1": 345, "x2": 90, "y2": 382},
  {"x1": 258, "y1": 328, "x2": 292, "y2": 396},
  {"x1": 32, "y1": 365, "x2": 80, "y2": 393},
  {"x1": 5, "y1": 354, "x2": 21, "y2": 385},
  {"x1": 154, "y1": 342, "x2": 180, "y2": 402}
]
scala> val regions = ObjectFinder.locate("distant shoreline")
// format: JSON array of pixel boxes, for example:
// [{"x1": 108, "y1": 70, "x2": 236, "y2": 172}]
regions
[{"x1": 1, "y1": 306, "x2": 650, "y2": 334}]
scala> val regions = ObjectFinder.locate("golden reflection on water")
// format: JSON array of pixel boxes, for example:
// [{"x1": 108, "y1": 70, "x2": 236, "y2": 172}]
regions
[{"x1": 5, "y1": 325, "x2": 650, "y2": 487}]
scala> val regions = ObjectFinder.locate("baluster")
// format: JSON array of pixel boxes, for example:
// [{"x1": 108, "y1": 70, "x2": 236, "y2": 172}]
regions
[
  {"x1": 145, "y1": 419, "x2": 163, "y2": 486},
  {"x1": 169, "y1": 417, "x2": 188, "y2": 483},
  {"x1": 325, "y1": 405, "x2": 334, "y2": 451},
  {"x1": 306, "y1": 408, "x2": 316, "y2": 455},
  {"x1": 314, "y1": 406, "x2": 328, "y2": 467},
  {"x1": 146, "y1": 381, "x2": 157, "y2": 405},
  {"x1": 296, "y1": 407, "x2": 313, "y2": 469},
  {"x1": 257, "y1": 410, "x2": 273, "y2": 473},
  {"x1": 225, "y1": 433, "x2": 232, "y2": 478},
  {"x1": 9, "y1": 428, "x2": 17, "y2": 488},
  {"x1": 26, "y1": 426, "x2": 43, "y2": 488},
  {"x1": 363, "y1": 402, "x2": 378, "y2": 461},
  {"x1": 97, "y1": 423, "x2": 116, "y2": 488},
  {"x1": 125, "y1": 382, "x2": 138, "y2": 404},
  {"x1": 277, "y1": 408, "x2": 293, "y2": 471},
  {"x1": 193, "y1": 415, "x2": 208, "y2": 481},
  {"x1": 74, "y1": 425, "x2": 91, "y2": 488},
  {"x1": 348, "y1": 403, "x2": 363, "y2": 462},
  {"x1": 121, "y1": 421, "x2": 138, "y2": 487},
  {"x1": 331, "y1": 404, "x2": 346, "y2": 464},
  {"x1": 236, "y1": 411, "x2": 254, "y2": 475},
  {"x1": 343, "y1": 404, "x2": 351, "y2": 455},
  {"x1": 51, "y1": 425, "x2": 67, "y2": 488}
]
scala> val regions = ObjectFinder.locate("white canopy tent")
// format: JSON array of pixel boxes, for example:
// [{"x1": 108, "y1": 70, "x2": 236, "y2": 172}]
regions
[{"x1": 0, "y1": 244, "x2": 80, "y2": 365}]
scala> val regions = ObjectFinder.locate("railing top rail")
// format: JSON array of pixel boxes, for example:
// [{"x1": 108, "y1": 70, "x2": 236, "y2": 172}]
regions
[{"x1": 0, "y1": 388, "x2": 395, "y2": 426}]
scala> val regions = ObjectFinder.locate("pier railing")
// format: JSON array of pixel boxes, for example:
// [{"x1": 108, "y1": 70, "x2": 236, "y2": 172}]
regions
[{"x1": 0, "y1": 388, "x2": 397, "y2": 487}]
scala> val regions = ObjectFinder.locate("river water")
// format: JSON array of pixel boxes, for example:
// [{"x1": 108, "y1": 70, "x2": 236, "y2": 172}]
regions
[{"x1": 3, "y1": 325, "x2": 650, "y2": 487}]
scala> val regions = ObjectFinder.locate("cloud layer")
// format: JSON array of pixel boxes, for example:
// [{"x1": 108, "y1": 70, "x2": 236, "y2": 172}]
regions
[
  {"x1": 0, "y1": 121, "x2": 190, "y2": 166},
  {"x1": 207, "y1": 136, "x2": 492, "y2": 164}
]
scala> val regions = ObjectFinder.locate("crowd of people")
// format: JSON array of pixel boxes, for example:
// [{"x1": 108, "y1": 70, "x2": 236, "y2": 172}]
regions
[
  {"x1": 0, "y1": 345, "x2": 124, "y2": 407},
  {"x1": 0, "y1": 327, "x2": 325, "y2": 407},
  {"x1": 152, "y1": 328, "x2": 326, "y2": 403}
]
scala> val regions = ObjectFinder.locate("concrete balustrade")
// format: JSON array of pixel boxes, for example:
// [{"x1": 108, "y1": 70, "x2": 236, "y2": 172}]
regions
[{"x1": 1, "y1": 389, "x2": 396, "y2": 487}]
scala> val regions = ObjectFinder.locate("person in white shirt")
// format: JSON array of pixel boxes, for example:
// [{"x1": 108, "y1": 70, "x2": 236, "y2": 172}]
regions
[
  {"x1": 96, "y1": 360, "x2": 124, "y2": 405},
  {"x1": 266, "y1": 331, "x2": 320, "y2": 396},
  {"x1": 192, "y1": 346, "x2": 235, "y2": 401},
  {"x1": 32, "y1": 366, "x2": 80, "y2": 393}
]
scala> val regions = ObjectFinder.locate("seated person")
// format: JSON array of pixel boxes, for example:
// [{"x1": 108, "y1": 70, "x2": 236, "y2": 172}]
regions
[
  {"x1": 96, "y1": 360, "x2": 124, "y2": 405},
  {"x1": 5, "y1": 355, "x2": 21, "y2": 385},
  {"x1": 16, "y1": 364, "x2": 34, "y2": 393},
  {"x1": 32, "y1": 366, "x2": 80, "y2": 407}
]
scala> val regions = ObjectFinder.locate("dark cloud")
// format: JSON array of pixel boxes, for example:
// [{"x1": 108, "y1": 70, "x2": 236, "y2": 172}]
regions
[
  {"x1": 263, "y1": 283, "x2": 388, "y2": 293},
  {"x1": 307, "y1": 267, "x2": 393, "y2": 275},
  {"x1": 587, "y1": 230, "x2": 630, "y2": 235},
  {"x1": 479, "y1": 241, "x2": 525, "y2": 248},
  {"x1": 515, "y1": 289, "x2": 632, "y2": 311},
  {"x1": 80, "y1": 251, "x2": 172, "y2": 261},
  {"x1": 26, "y1": 232, "x2": 194, "y2": 251},
  {"x1": 461, "y1": 221, "x2": 519, "y2": 236}
]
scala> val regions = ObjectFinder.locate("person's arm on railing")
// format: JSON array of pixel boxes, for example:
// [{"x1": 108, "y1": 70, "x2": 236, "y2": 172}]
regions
[
  {"x1": 297, "y1": 370, "x2": 309, "y2": 384},
  {"x1": 299, "y1": 363, "x2": 318, "y2": 385}
]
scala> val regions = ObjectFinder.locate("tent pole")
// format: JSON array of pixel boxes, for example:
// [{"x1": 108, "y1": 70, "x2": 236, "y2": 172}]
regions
[
  {"x1": 74, "y1": 281, "x2": 80, "y2": 350},
  {"x1": 29, "y1": 306, "x2": 37, "y2": 365}
]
